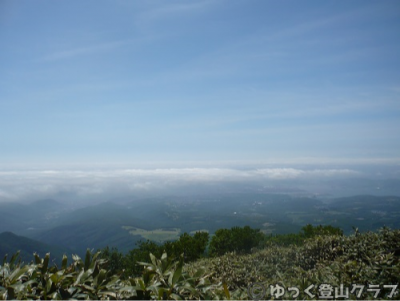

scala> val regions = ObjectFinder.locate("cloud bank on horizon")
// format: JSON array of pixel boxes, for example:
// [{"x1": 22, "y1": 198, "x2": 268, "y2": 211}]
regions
[
  {"x1": 1, "y1": 0, "x2": 400, "y2": 167},
  {"x1": 1, "y1": 165, "x2": 399, "y2": 204}
]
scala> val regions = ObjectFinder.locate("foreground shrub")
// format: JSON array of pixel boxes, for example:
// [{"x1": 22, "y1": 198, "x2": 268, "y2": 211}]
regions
[
  {"x1": 0, "y1": 250, "x2": 227, "y2": 300},
  {"x1": 1, "y1": 227, "x2": 399, "y2": 299},
  {"x1": 186, "y1": 227, "x2": 400, "y2": 299}
]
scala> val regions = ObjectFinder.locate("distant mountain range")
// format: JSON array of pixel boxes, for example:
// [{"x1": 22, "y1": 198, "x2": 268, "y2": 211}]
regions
[
  {"x1": 1, "y1": 194, "x2": 399, "y2": 260},
  {"x1": 0, "y1": 199, "x2": 69, "y2": 234},
  {"x1": 0, "y1": 231, "x2": 70, "y2": 264}
]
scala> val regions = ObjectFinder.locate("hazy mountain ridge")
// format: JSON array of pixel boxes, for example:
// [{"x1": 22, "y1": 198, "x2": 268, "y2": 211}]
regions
[
  {"x1": 0, "y1": 231, "x2": 71, "y2": 264},
  {"x1": 0, "y1": 199, "x2": 69, "y2": 235}
]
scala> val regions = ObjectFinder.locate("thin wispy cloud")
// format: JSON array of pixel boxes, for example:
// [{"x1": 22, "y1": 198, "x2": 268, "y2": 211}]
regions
[
  {"x1": 1, "y1": 1, "x2": 399, "y2": 167},
  {"x1": 38, "y1": 40, "x2": 128, "y2": 62},
  {"x1": 135, "y1": 0, "x2": 215, "y2": 27}
]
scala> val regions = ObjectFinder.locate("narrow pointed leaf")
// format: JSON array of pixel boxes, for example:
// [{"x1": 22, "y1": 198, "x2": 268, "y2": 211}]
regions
[
  {"x1": 61, "y1": 254, "x2": 68, "y2": 270},
  {"x1": 84, "y1": 249, "x2": 91, "y2": 271},
  {"x1": 42, "y1": 253, "x2": 50, "y2": 273}
]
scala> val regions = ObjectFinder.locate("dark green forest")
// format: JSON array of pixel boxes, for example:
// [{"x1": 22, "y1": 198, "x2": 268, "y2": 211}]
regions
[{"x1": 99, "y1": 224, "x2": 343, "y2": 277}]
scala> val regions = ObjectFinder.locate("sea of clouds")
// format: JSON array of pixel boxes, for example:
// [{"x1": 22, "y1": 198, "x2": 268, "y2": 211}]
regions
[{"x1": 2, "y1": 164, "x2": 393, "y2": 204}]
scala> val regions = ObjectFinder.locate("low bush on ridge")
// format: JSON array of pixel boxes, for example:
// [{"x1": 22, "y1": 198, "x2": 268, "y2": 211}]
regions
[
  {"x1": 186, "y1": 227, "x2": 400, "y2": 299},
  {"x1": 1, "y1": 227, "x2": 399, "y2": 299}
]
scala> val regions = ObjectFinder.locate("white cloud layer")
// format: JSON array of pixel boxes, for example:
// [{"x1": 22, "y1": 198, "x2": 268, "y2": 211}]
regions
[{"x1": 0, "y1": 167, "x2": 362, "y2": 203}]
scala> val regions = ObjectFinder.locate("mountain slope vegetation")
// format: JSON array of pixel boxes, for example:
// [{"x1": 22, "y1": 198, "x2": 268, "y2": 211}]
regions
[{"x1": 1, "y1": 226, "x2": 399, "y2": 300}]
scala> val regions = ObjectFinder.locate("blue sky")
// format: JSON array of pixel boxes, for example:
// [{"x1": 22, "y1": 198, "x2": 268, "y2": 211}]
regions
[{"x1": 1, "y1": 0, "x2": 400, "y2": 168}]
